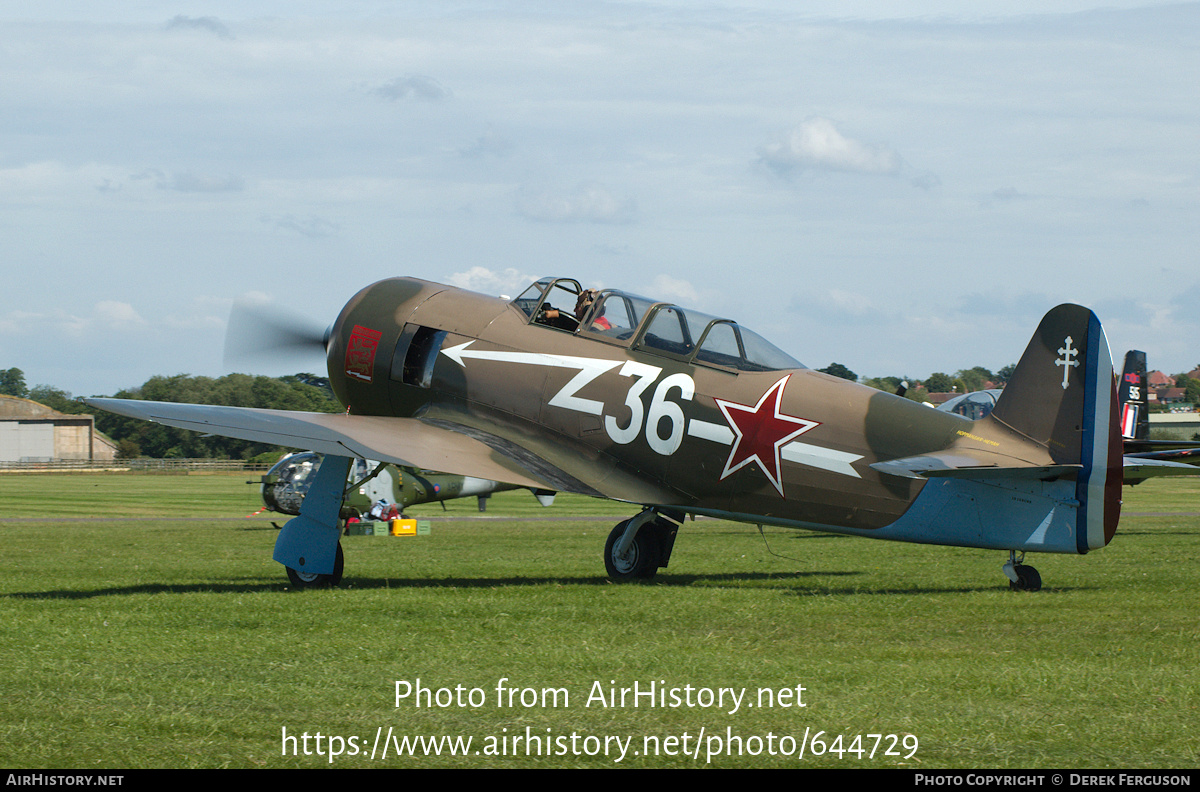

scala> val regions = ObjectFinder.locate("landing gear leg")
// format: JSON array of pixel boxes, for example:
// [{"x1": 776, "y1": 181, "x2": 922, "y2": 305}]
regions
[
  {"x1": 604, "y1": 510, "x2": 681, "y2": 582},
  {"x1": 1003, "y1": 550, "x2": 1041, "y2": 592},
  {"x1": 274, "y1": 455, "x2": 352, "y2": 588}
]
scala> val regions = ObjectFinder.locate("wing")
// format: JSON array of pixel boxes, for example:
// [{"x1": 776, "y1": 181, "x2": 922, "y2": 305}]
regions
[
  {"x1": 1123, "y1": 454, "x2": 1200, "y2": 483},
  {"x1": 1124, "y1": 443, "x2": 1200, "y2": 459},
  {"x1": 83, "y1": 398, "x2": 675, "y2": 504}
]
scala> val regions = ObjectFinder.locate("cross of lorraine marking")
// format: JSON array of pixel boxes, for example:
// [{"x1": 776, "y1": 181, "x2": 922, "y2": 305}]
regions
[{"x1": 1056, "y1": 336, "x2": 1080, "y2": 390}]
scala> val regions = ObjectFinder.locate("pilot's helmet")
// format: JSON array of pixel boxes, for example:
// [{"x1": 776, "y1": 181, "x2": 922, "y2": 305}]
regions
[{"x1": 575, "y1": 289, "x2": 601, "y2": 320}]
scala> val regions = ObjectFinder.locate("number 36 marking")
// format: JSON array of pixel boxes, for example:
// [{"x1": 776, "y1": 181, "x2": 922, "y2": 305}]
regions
[{"x1": 604, "y1": 361, "x2": 695, "y2": 455}]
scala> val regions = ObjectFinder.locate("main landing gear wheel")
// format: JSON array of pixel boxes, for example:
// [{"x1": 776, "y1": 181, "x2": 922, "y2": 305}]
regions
[
  {"x1": 1009, "y1": 564, "x2": 1041, "y2": 592},
  {"x1": 1003, "y1": 550, "x2": 1041, "y2": 592},
  {"x1": 604, "y1": 519, "x2": 662, "y2": 582},
  {"x1": 286, "y1": 542, "x2": 344, "y2": 589}
]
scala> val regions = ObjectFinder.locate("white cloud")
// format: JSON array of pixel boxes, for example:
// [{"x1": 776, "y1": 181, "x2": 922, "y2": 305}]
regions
[
  {"x1": 758, "y1": 118, "x2": 939, "y2": 188},
  {"x1": 788, "y1": 288, "x2": 893, "y2": 324},
  {"x1": 92, "y1": 301, "x2": 145, "y2": 326},
  {"x1": 0, "y1": 310, "x2": 42, "y2": 337},
  {"x1": 446, "y1": 267, "x2": 537, "y2": 298},
  {"x1": 0, "y1": 302, "x2": 146, "y2": 343},
  {"x1": 650, "y1": 275, "x2": 700, "y2": 306},
  {"x1": 515, "y1": 182, "x2": 637, "y2": 225},
  {"x1": 760, "y1": 118, "x2": 902, "y2": 176},
  {"x1": 60, "y1": 302, "x2": 144, "y2": 336}
]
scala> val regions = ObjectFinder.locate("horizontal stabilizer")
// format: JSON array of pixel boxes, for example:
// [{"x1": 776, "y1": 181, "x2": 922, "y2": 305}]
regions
[
  {"x1": 871, "y1": 453, "x2": 1081, "y2": 481},
  {"x1": 1124, "y1": 441, "x2": 1200, "y2": 457},
  {"x1": 1123, "y1": 457, "x2": 1200, "y2": 482}
]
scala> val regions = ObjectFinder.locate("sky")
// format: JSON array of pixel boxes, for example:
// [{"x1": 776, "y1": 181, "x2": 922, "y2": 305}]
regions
[{"x1": 2, "y1": 1, "x2": 1198, "y2": 398}]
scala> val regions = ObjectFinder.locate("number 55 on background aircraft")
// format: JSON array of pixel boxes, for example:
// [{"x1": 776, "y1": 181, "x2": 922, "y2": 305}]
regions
[{"x1": 87, "y1": 276, "x2": 1200, "y2": 590}]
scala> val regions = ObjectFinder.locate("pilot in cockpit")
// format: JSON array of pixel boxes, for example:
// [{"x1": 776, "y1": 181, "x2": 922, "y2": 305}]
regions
[
  {"x1": 535, "y1": 304, "x2": 576, "y2": 330},
  {"x1": 575, "y1": 289, "x2": 611, "y2": 330}
]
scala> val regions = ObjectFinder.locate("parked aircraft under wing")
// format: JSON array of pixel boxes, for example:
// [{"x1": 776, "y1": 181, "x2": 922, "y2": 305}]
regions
[
  {"x1": 86, "y1": 276, "x2": 1200, "y2": 591},
  {"x1": 259, "y1": 451, "x2": 555, "y2": 518}
]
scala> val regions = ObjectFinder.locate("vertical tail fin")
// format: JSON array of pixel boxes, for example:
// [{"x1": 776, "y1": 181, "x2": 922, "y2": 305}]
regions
[
  {"x1": 989, "y1": 304, "x2": 1122, "y2": 552},
  {"x1": 1118, "y1": 350, "x2": 1149, "y2": 441}
]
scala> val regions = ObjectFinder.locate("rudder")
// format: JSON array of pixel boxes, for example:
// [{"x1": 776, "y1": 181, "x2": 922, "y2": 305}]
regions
[{"x1": 988, "y1": 304, "x2": 1122, "y2": 552}]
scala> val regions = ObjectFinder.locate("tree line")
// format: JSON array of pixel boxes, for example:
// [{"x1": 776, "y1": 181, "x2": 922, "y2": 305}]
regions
[
  {"x1": 1, "y1": 367, "x2": 339, "y2": 462},
  {"x1": 817, "y1": 361, "x2": 1200, "y2": 408},
  {"x1": 816, "y1": 363, "x2": 1016, "y2": 402}
]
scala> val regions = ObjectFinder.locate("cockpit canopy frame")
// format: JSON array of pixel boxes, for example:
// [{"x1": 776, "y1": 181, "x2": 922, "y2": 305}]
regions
[{"x1": 512, "y1": 277, "x2": 803, "y2": 373}]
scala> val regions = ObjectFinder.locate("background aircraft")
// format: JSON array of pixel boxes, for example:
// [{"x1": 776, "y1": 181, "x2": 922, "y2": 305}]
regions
[
  {"x1": 258, "y1": 451, "x2": 555, "y2": 519},
  {"x1": 1114, "y1": 350, "x2": 1200, "y2": 466},
  {"x1": 934, "y1": 388, "x2": 1002, "y2": 420},
  {"x1": 87, "y1": 276, "x2": 1200, "y2": 591}
]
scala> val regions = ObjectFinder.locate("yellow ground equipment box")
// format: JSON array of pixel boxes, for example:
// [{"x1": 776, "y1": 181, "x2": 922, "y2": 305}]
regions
[{"x1": 390, "y1": 518, "x2": 417, "y2": 536}]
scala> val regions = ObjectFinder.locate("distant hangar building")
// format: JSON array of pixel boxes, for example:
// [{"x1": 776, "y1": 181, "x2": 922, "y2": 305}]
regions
[{"x1": 0, "y1": 396, "x2": 117, "y2": 464}]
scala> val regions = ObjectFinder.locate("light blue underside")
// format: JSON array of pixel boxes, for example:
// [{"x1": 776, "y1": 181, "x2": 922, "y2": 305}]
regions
[{"x1": 273, "y1": 455, "x2": 352, "y2": 574}]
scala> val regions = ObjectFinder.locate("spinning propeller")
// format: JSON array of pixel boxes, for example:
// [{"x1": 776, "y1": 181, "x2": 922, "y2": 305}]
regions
[{"x1": 223, "y1": 299, "x2": 331, "y2": 371}]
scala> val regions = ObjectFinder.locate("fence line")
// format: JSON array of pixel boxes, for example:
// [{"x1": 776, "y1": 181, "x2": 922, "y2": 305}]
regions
[{"x1": 0, "y1": 458, "x2": 271, "y2": 473}]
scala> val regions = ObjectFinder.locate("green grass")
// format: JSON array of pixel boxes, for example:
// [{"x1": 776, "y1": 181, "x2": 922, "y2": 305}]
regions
[
  {"x1": 1, "y1": 474, "x2": 1199, "y2": 768},
  {"x1": 0, "y1": 470, "x2": 271, "y2": 519}
]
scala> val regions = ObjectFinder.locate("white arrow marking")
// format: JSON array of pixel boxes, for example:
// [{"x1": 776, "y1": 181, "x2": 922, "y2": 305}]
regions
[
  {"x1": 443, "y1": 342, "x2": 862, "y2": 478},
  {"x1": 441, "y1": 342, "x2": 620, "y2": 416},
  {"x1": 688, "y1": 419, "x2": 862, "y2": 478},
  {"x1": 780, "y1": 441, "x2": 863, "y2": 479},
  {"x1": 687, "y1": 418, "x2": 734, "y2": 445}
]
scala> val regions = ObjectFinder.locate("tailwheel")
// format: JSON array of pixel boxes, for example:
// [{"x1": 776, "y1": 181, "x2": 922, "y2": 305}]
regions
[
  {"x1": 286, "y1": 542, "x2": 344, "y2": 589},
  {"x1": 1009, "y1": 565, "x2": 1041, "y2": 592},
  {"x1": 1003, "y1": 550, "x2": 1041, "y2": 592},
  {"x1": 604, "y1": 517, "x2": 662, "y2": 582}
]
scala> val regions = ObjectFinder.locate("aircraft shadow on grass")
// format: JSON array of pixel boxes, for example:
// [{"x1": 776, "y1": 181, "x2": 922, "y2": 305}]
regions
[
  {"x1": 4, "y1": 568, "x2": 858, "y2": 599},
  {"x1": 6, "y1": 569, "x2": 1102, "y2": 600}
]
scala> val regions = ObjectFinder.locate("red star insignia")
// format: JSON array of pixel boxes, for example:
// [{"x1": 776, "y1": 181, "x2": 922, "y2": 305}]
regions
[{"x1": 714, "y1": 375, "x2": 818, "y2": 497}]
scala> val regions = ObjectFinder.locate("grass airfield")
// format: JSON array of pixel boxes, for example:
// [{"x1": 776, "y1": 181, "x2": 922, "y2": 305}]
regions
[{"x1": 2, "y1": 472, "x2": 1198, "y2": 769}]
